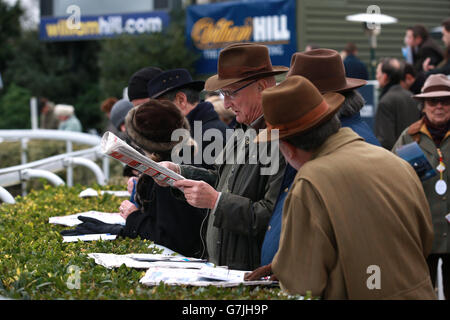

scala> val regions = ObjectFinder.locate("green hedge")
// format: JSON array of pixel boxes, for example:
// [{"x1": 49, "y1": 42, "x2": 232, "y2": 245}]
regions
[{"x1": 0, "y1": 184, "x2": 298, "y2": 300}]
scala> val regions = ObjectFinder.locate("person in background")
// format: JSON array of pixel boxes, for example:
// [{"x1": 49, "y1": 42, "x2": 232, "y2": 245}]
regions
[
  {"x1": 393, "y1": 74, "x2": 450, "y2": 299},
  {"x1": 109, "y1": 99, "x2": 133, "y2": 139},
  {"x1": 403, "y1": 27, "x2": 415, "y2": 65},
  {"x1": 39, "y1": 97, "x2": 59, "y2": 129},
  {"x1": 411, "y1": 24, "x2": 444, "y2": 73},
  {"x1": 127, "y1": 67, "x2": 163, "y2": 107},
  {"x1": 343, "y1": 42, "x2": 369, "y2": 80},
  {"x1": 400, "y1": 62, "x2": 426, "y2": 95},
  {"x1": 147, "y1": 68, "x2": 229, "y2": 170},
  {"x1": 100, "y1": 97, "x2": 119, "y2": 135},
  {"x1": 422, "y1": 18, "x2": 450, "y2": 76},
  {"x1": 375, "y1": 57, "x2": 422, "y2": 150},
  {"x1": 54, "y1": 104, "x2": 82, "y2": 132},
  {"x1": 246, "y1": 75, "x2": 435, "y2": 300}
]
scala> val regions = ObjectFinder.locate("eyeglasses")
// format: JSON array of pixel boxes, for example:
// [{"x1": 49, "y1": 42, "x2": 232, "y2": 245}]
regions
[
  {"x1": 218, "y1": 80, "x2": 258, "y2": 99},
  {"x1": 426, "y1": 97, "x2": 450, "y2": 106}
]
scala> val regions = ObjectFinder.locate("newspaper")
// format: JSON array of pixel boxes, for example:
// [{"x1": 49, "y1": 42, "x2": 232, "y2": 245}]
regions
[
  {"x1": 78, "y1": 188, "x2": 131, "y2": 198},
  {"x1": 49, "y1": 211, "x2": 126, "y2": 227},
  {"x1": 139, "y1": 265, "x2": 278, "y2": 287},
  {"x1": 62, "y1": 234, "x2": 117, "y2": 243},
  {"x1": 101, "y1": 131, "x2": 184, "y2": 187}
]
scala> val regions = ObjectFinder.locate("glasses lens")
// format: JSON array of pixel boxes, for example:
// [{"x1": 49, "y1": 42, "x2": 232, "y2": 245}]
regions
[{"x1": 427, "y1": 97, "x2": 450, "y2": 106}]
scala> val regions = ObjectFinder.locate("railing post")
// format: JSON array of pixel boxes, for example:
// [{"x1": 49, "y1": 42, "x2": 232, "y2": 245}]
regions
[
  {"x1": 66, "y1": 140, "x2": 73, "y2": 187},
  {"x1": 20, "y1": 138, "x2": 28, "y2": 196}
]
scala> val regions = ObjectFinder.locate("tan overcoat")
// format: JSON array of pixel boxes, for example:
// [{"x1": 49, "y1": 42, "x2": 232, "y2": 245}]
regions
[{"x1": 272, "y1": 128, "x2": 436, "y2": 299}]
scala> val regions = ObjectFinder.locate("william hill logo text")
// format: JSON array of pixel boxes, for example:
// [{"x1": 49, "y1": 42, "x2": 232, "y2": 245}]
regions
[
  {"x1": 191, "y1": 15, "x2": 291, "y2": 49},
  {"x1": 43, "y1": 15, "x2": 164, "y2": 40}
]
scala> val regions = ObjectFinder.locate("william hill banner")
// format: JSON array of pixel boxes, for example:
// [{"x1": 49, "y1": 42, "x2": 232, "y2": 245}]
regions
[
  {"x1": 40, "y1": 11, "x2": 170, "y2": 41},
  {"x1": 186, "y1": 0, "x2": 297, "y2": 74}
]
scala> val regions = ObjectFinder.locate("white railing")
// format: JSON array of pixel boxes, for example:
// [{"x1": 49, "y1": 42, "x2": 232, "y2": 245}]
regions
[{"x1": 0, "y1": 129, "x2": 111, "y2": 203}]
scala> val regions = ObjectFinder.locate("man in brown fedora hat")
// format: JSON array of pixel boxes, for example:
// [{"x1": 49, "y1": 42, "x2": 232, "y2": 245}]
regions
[
  {"x1": 247, "y1": 75, "x2": 435, "y2": 299},
  {"x1": 151, "y1": 42, "x2": 288, "y2": 270}
]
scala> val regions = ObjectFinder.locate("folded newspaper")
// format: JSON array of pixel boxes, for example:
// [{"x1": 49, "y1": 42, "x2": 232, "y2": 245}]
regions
[{"x1": 101, "y1": 131, "x2": 184, "y2": 187}]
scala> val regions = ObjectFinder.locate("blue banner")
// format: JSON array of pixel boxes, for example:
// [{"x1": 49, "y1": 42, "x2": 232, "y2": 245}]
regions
[
  {"x1": 186, "y1": 0, "x2": 297, "y2": 74},
  {"x1": 40, "y1": 11, "x2": 170, "y2": 42}
]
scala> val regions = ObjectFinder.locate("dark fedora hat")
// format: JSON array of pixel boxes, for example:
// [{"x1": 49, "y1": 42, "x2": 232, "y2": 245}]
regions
[
  {"x1": 205, "y1": 43, "x2": 289, "y2": 91},
  {"x1": 256, "y1": 75, "x2": 345, "y2": 143},
  {"x1": 147, "y1": 69, "x2": 205, "y2": 99},
  {"x1": 128, "y1": 66, "x2": 163, "y2": 101},
  {"x1": 287, "y1": 49, "x2": 367, "y2": 93}
]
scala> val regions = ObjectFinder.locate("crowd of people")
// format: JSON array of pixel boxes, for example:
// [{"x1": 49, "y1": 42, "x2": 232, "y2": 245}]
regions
[{"x1": 57, "y1": 19, "x2": 450, "y2": 300}]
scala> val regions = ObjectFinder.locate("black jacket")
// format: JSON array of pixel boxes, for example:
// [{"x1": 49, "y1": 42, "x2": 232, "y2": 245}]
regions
[
  {"x1": 186, "y1": 101, "x2": 229, "y2": 169},
  {"x1": 413, "y1": 38, "x2": 444, "y2": 72},
  {"x1": 121, "y1": 175, "x2": 207, "y2": 258}
]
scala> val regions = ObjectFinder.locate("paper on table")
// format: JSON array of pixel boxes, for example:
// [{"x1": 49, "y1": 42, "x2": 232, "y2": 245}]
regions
[
  {"x1": 62, "y1": 234, "x2": 117, "y2": 243},
  {"x1": 139, "y1": 267, "x2": 277, "y2": 287},
  {"x1": 128, "y1": 253, "x2": 205, "y2": 262},
  {"x1": 88, "y1": 253, "x2": 210, "y2": 270},
  {"x1": 49, "y1": 211, "x2": 126, "y2": 227},
  {"x1": 79, "y1": 188, "x2": 131, "y2": 198},
  {"x1": 197, "y1": 265, "x2": 248, "y2": 282}
]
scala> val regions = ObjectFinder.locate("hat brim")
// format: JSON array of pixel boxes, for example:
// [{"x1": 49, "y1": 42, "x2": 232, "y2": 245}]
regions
[
  {"x1": 205, "y1": 66, "x2": 289, "y2": 91},
  {"x1": 337, "y1": 77, "x2": 368, "y2": 92},
  {"x1": 413, "y1": 91, "x2": 450, "y2": 99},
  {"x1": 255, "y1": 92, "x2": 345, "y2": 143},
  {"x1": 151, "y1": 81, "x2": 205, "y2": 99}
]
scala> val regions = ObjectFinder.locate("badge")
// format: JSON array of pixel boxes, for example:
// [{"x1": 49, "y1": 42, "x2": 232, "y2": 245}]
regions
[
  {"x1": 437, "y1": 163, "x2": 446, "y2": 172},
  {"x1": 435, "y1": 180, "x2": 447, "y2": 195}
]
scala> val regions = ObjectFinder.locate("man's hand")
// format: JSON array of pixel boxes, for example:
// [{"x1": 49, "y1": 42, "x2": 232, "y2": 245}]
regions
[
  {"x1": 244, "y1": 264, "x2": 277, "y2": 281},
  {"x1": 173, "y1": 179, "x2": 219, "y2": 209},
  {"x1": 423, "y1": 57, "x2": 435, "y2": 72},
  {"x1": 153, "y1": 161, "x2": 180, "y2": 187},
  {"x1": 119, "y1": 200, "x2": 138, "y2": 219}
]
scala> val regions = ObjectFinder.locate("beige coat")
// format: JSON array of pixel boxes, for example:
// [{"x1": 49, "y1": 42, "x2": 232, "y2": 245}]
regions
[{"x1": 272, "y1": 128, "x2": 436, "y2": 299}]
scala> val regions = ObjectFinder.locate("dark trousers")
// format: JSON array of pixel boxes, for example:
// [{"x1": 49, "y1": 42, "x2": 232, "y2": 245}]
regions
[{"x1": 427, "y1": 253, "x2": 450, "y2": 299}]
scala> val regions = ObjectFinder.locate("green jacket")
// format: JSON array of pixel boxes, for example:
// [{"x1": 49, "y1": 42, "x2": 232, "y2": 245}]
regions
[
  {"x1": 58, "y1": 115, "x2": 82, "y2": 132},
  {"x1": 393, "y1": 117, "x2": 450, "y2": 254},
  {"x1": 179, "y1": 117, "x2": 286, "y2": 270}
]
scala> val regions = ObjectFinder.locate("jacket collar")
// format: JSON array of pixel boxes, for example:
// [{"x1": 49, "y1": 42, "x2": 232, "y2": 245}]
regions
[
  {"x1": 407, "y1": 116, "x2": 450, "y2": 143},
  {"x1": 310, "y1": 127, "x2": 364, "y2": 160},
  {"x1": 186, "y1": 101, "x2": 219, "y2": 124}
]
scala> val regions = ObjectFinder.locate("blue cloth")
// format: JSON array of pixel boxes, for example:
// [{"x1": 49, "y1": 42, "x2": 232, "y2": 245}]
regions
[
  {"x1": 259, "y1": 116, "x2": 380, "y2": 266},
  {"x1": 260, "y1": 164, "x2": 297, "y2": 266},
  {"x1": 343, "y1": 54, "x2": 369, "y2": 80},
  {"x1": 340, "y1": 113, "x2": 381, "y2": 147},
  {"x1": 130, "y1": 179, "x2": 138, "y2": 206}
]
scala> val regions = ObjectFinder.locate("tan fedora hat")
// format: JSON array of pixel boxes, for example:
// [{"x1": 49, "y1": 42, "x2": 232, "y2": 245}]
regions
[
  {"x1": 287, "y1": 49, "x2": 367, "y2": 93},
  {"x1": 413, "y1": 74, "x2": 450, "y2": 99},
  {"x1": 256, "y1": 75, "x2": 345, "y2": 143},
  {"x1": 204, "y1": 43, "x2": 289, "y2": 91}
]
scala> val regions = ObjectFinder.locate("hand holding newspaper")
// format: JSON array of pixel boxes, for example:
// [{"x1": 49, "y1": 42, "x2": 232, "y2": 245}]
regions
[{"x1": 101, "y1": 132, "x2": 184, "y2": 187}]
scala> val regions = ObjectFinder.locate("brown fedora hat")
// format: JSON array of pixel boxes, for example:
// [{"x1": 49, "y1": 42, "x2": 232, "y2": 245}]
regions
[
  {"x1": 413, "y1": 74, "x2": 450, "y2": 99},
  {"x1": 205, "y1": 43, "x2": 289, "y2": 91},
  {"x1": 287, "y1": 49, "x2": 367, "y2": 93},
  {"x1": 256, "y1": 75, "x2": 345, "y2": 143}
]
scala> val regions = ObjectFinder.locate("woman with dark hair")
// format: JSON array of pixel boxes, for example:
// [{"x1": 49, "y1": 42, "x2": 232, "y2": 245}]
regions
[
  {"x1": 423, "y1": 18, "x2": 450, "y2": 76},
  {"x1": 393, "y1": 74, "x2": 450, "y2": 299}
]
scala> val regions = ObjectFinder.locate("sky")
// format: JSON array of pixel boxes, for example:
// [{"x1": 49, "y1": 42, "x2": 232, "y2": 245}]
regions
[{"x1": 4, "y1": 0, "x2": 40, "y2": 29}]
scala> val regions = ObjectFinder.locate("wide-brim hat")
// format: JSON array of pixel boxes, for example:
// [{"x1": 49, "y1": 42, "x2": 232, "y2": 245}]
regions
[
  {"x1": 205, "y1": 43, "x2": 289, "y2": 91},
  {"x1": 256, "y1": 76, "x2": 345, "y2": 143},
  {"x1": 287, "y1": 49, "x2": 367, "y2": 93},
  {"x1": 148, "y1": 68, "x2": 205, "y2": 99},
  {"x1": 413, "y1": 74, "x2": 450, "y2": 99},
  {"x1": 125, "y1": 99, "x2": 194, "y2": 154}
]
